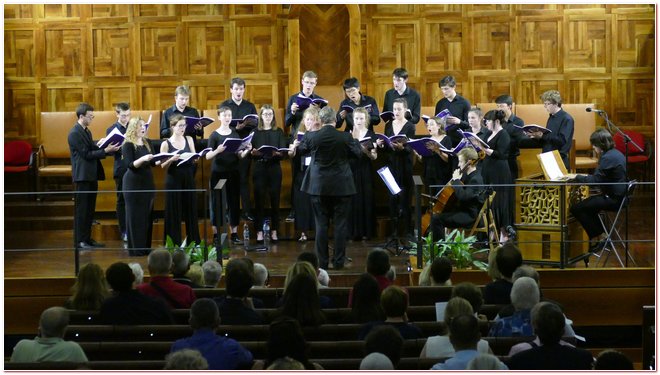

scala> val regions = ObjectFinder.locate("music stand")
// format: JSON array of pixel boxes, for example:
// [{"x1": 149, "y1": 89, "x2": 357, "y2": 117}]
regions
[{"x1": 376, "y1": 166, "x2": 408, "y2": 256}]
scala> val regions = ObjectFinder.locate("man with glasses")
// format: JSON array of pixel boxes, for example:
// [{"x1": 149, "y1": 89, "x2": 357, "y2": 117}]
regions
[
  {"x1": 336, "y1": 77, "x2": 381, "y2": 132},
  {"x1": 68, "y1": 102, "x2": 121, "y2": 250},
  {"x1": 519, "y1": 90, "x2": 575, "y2": 169},
  {"x1": 106, "y1": 102, "x2": 131, "y2": 242}
]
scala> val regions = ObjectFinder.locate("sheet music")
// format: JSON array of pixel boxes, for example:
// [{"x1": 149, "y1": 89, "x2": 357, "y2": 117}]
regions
[
  {"x1": 435, "y1": 302, "x2": 448, "y2": 322},
  {"x1": 539, "y1": 151, "x2": 564, "y2": 180},
  {"x1": 377, "y1": 166, "x2": 402, "y2": 195}
]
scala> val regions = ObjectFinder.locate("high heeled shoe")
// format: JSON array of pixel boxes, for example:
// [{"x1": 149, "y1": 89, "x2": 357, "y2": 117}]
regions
[{"x1": 298, "y1": 233, "x2": 307, "y2": 242}]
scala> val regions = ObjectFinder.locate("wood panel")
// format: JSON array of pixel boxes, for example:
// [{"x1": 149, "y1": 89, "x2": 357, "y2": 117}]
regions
[{"x1": 3, "y1": 4, "x2": 654, "y2": 147}]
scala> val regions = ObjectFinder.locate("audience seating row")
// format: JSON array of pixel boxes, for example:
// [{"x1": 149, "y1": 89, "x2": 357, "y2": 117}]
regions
[
  {"x1": 67, "y1": 304, "x2": 507, "y2": 326},
  {"x1": 75, "y1": 336, "x2": 542, "y2": 361},
  {"x1": 64, "y1": 321, "x2": 492, "y2": 342},
  {"x1": 4, "y1": 355, "x2": 512, "y2": 370}
]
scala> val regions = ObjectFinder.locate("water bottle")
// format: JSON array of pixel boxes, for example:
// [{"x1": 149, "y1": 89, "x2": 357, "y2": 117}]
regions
[
  {"x1": 243, "y1": 223, "x2": 250, "y2": 249},
  {"x1": 263, "y1": 220, "x2": 270, "y2": 246}
]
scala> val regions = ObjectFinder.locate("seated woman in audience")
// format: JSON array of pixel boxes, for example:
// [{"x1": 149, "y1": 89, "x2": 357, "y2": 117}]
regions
[
  {"x1": 489, "y1": 277, "x2": 539, "y2": 337},
  {"x1": 279, "y1": 261, "x2": 332, "y2": 308},
  {"x1": 418, "y1": 256, "x2": 453, "y2": 286},
  {"x1": 346, "y1": 273, "x2": 385, "y2": 324},
  {"x1": 451, "y1": 282, "x2": 488, "y2": 321},
  {"x1": 252, "y1": 316, "x2": 324, "y2": 370},
  {"x1": 278, "y1": 272, "x2": 326, "y2": 327},
  {"x1": 420, "y1": 297, "x2": 492, "y2": 358},
  {"x1": 358, "y1": 285, "x2": 422, "y2": 340},
  {"x1": 64, "y1": 263, "x2": 109, "y2": 310}
]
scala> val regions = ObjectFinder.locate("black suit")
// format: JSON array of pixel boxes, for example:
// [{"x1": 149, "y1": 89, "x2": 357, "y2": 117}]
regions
[
  {"x1": 298, "y1": 125, "x2": 362, "y2": 269},
  {"x1": 68, "y1": 123, "x2": 107, "y2": 244}
]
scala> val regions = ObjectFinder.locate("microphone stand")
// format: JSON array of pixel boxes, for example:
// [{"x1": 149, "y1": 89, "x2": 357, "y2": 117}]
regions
[{"x1": 597, "y1": 111, "x2": 642, "y2": 267}]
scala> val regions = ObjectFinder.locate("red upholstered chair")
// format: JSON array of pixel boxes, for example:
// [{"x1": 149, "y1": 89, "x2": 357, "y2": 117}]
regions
[
  {"x1": 5, "y1": 140, "x2": 37, "y2": 197},
  {"x1": 613, "y1": 130, "x2": 652, "y2": 186}
]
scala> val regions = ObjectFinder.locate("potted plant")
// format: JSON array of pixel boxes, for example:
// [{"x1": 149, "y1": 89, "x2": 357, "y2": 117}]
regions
[
  {"x1": 409, "y1": 229, "x2": 488, "y2": 271},
  {"x1": 164, "y1": 235, "x2": 219, "y2": 265}
]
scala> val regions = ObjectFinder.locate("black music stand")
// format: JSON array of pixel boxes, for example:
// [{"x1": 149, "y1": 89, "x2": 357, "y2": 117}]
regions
[
  {"x1": 376, "y1": 166, "x2": 408, "y2": 256},
  {"x1": 594, "y1": 110, "x2": 642, "y2": 267}
]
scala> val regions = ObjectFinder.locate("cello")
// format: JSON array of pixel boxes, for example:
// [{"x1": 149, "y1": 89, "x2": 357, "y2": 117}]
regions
[{"x1": 420, "y1": 150, "x2": 484, "y2": 235}]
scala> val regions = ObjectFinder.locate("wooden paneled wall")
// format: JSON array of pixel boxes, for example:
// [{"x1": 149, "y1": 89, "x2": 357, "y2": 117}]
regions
[{"x1": 5, "y1": 4, "x2": 655, "y2": 143}]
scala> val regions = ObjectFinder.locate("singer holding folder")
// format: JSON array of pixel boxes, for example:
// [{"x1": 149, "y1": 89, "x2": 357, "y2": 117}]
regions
[
  {"x1": 518, "y1": 90, "x2": 574, "y2": 169},
  {"x1": 377, "y1": 98, "x2": 416, "y2": 245},
  {"x1": 159, "y1": 114, "x2": 200, "y2": 246}
]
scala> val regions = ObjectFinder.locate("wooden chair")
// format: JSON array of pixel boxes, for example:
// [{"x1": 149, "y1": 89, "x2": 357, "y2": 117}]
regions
[{"x1": 465, "y1": 190, "x2": 499, "y2": 251}]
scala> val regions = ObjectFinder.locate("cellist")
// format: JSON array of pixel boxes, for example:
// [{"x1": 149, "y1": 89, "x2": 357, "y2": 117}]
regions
[{"x1": 430, "y1": 147, "x2": 486, "y2": 243}]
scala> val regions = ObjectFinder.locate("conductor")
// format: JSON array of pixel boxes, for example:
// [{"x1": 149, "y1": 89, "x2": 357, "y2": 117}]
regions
[{"x1": 295, "y1": 107, "x2": 362, "y2": 270}]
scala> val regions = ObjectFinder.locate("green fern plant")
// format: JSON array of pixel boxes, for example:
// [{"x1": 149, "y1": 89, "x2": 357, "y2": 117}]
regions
[{"x1": 164, "y1": 235, "x2": 218, "y2": 264}]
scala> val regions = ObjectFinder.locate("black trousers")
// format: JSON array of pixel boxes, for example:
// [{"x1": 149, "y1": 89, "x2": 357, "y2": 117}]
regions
[
  {"x1": 114, "y1": 173, "x2": 126, "y2": 235},
  {"x1": 431, "y1": 210, "x2": 476, "y2": 243},
  {"x1": 238, "y1": 157, "x2": 252, "y2": 214},
  {"x1": 570, "y1": 195, "x2": 621, "y2": 239},
  {"x1": 164, "y1": 173, "x2": 200, "y2": 246},
  {"x1": 74, "y1": 180, "x2": 98, "y2": 244},
  {"x1": 252, "y1": 161, "x2": 282, "y2": 232},
  {"x1": 311, "y1": 195, "x2": 351, "y2": 269}
]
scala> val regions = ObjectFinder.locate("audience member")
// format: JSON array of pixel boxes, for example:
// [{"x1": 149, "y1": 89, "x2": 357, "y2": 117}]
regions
[
  {"x1": 252, "y1": 316, "x2": 324, "y2": 370},
  {"x1": 508, "y1": 301, "x2": 577, "y2": 356},
  {"x1": 419, "y1": 256, "x2": 452, "y2": 286},
  {"x1": 593, "y1": 349, "x2": 634, "y2": 370},
  {"x1": 64, "y1": 263, "x2": 109, "y2": 310},
  {"x1": 366, "y1": 249, "x2": 392, "y2": 291},
  {"x1": 279, "y1": 273, "x2": 326, "y2": 327},
  {"x1": 297, "y1": 251, "x2": 330, "y2": 287},
  {"x1": 347, "y1": 273, "x2": 385, "y2": 324},
  {"x1": 186, "y1": 263, "x2": 204, "y2": 288},
  {"x1": 214, "y1": 259, "x2": 264, "y2": 324},
  {"x1": 281, "y1": 261, "x2": 332, "y2": 308},
  {"x1": 10, "y1": 307, "x2": 88, "y2": 363},
  {"x1": 431, "y1": 314, "x2": 481, "y2": 370},
  {"x1": 508, "y1": 301, "x2": 593, "y2": 370},
  {"x1": 172, "y1": 249, "x2": 202, "y2": 288},
  {"x1": 170, "y1": 298, "x2": 253, "y2": 370},
  {"x1": 489, "y1": 277, "x2": 539, "y2": 337},
  {"x1": 201, "y1": 260, "x2": 222, "y2": 288},
  {"x1": 137, "y1": 249, "x2": 196, "y2": 308},
  {"x1": 359, "y1": 285, "x2": 422, "y2": 339},
  {"x1": 466, "y1": 353, "x2": 508, "y2": 370},
  {"x1": 360, "y1": 352, "x2": 394, "y2": 370},
  {"x1": 451, "y1": 282, "x2": 487, "y2": 321},
  {"x1": 253, "y1": 263, "x2": 269, "y2": 288},
  {"x1": 100, "y1": 262, "x2": 174, "y2": 325},
  {"x1": 266, "y1": 356, "x2": 305, "y2": 370},
  {"x1": 364, "y1": 325, "x2": 404, "y2": 367},
  {"x1": 128, "y1": 262, "x2": 144, "y2": 287},
  {"x1": 163, "y1": 348, "x2": 208, "y2": 370},
  {"x1": 483, "y1": 243, "x2": 522, "y2": 304},
  {"x1": 420, "y1": 297, "x2": 492, "y2": 358}
]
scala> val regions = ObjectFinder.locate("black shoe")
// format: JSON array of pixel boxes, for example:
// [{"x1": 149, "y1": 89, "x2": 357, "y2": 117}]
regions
[
  {"x1": 241, "y1": 213, "x2": 255, "y2": 222},
  {"x1": 88, "y1": 239, "x2": 105, "y2": 248},
  {"x1": 589, "y1": 239, "x2": 606, "y2": 253},
  {"x1": 78, "y1": 242, "x2": 95, "y2": 250},
  {"x1": 285, "y1": 212, "x2": 295, "y2": 223},
  {"x1": 231, "y1": 233, "x2": 242, "y2": 245}
]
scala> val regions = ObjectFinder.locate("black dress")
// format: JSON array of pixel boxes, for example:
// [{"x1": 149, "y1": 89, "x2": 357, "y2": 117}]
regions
[
  {"x1": 348, "y1": 129, "x2": 376, "y2": 239},
  {"x1": 122, "y1": 142, "x2": 155, "y2": 256},
  {"x1": 423, "y1": 135, "x2": 454, "y2": 195},
  {"x1": 383, "y1": 121, "x2": 416, "y2": 238},
  {"x1": 164, "y1": 138, "x2": 200, "y2": 245},
  {"x1": 251, "y1": 128, "x2": 289, "y2": 232},
  {"x1": 294, "y1": 135, "x2": 315, "y2": 233},
  {"x1": 481, "y1": 129, "x2": 514, "y2": 230},
  {"x1": 208, "y1": 129, "x2": 241, "y2": 228}
]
